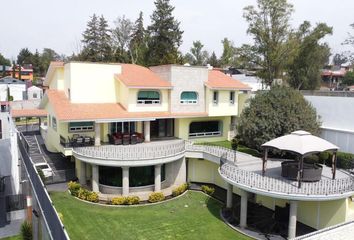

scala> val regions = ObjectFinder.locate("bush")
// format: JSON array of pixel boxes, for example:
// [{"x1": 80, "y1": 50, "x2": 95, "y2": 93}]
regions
[
  {"x1": 125, "y1": 196, "x2": 140, "y2": 205},
  {"x1": 86, "y1": 192, "x2": 99, "y2": 203},
  {"x1": 201, "y1": 185, "x2": 215, "y2": 196},
  {"x1": 58, "y1": 212, "x2": 64, "y2": 222},
  {"x1": 172, "y1": 183, "x2": 189, "y2": 197},
  {"x1": 304, "y1": 154, "x2": 319, "y2": 164},
  {"x1": 78, "y1": 188, "x2": 90, "y2": 200},
  {"x1": 319, "y1": 151, "x2": 330, "y2": 164},
  {"x1": 238, "y1": 86, "x2": 321, "y2": 150},
  {"x1": 336, "y1": 152, "x2": 354, "y2": 169},
  {"x1": 68, "y1": 181, "x2": 81, "y2": 197},
  {"x1": 148, "y1": 192, "x2": 165, "y2": 203},
  {"x1": 37, "y1": 168, "x2": 46, "y2": 184},
  {"x1": 111, "y1": 196, "x2": 126, "y2": 205},
  {"x1": 231, "y1": 137, "x2": 239, "y2": 151},
  {"x1": 21, "y1": 221, "x2": 32, "y2": 240}
]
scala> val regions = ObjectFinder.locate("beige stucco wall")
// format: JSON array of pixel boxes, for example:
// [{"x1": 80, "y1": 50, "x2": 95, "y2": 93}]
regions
[
  {"x1": 206, "y1": 88, "x2": 238, "y2": 116},
  {"x1": 127, "y1": 88, "x2": 169, "y2": 112},
  {"x1": 49, "y1": 68, "x2": 65, "y2": 90}
]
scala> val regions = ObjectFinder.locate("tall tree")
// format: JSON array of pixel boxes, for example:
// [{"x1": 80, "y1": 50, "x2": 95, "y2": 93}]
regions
[
  {"x1": 130, "y1": 12, "x2": 148, "y2": 65},
  {"x1": 0, "y1": 52, "x2": 10, "y2": 66},
  {"x1": 208, "y1": 51, "x2": 220, "y2": 67},
  {"x1": 243, "y1": 0, "x2": 294, "y2": 86},
  {"x1": 17, "y1": 48, "x2": 33, "y2": 65},
  {"x1": 287, "y1": 22, "x2": 332, "y2": 90},
  {"x1": 187, "y1": 40, "x2": 209, "y2": 65},
  {"x1": 332, "y1": 53, "x2": 348, "y2": 66},
  {"x1": 147, "y1": 0, "x2": 183, "y2": 66},
  {"x1": 112, "y1": 15, "x2": 133, "y2": 63},
  {"x1": 40, "y1": 48, "x2": 61, "y2": 74},
  {"x1": 81, "y1": 14, "x2": 100, "y2": 61},
  {"x1": 98, "y1": 15, "x2": 113, "y2": 61},
  {"x1": 220, "y1": 38, "x2": 236, "y2": 67}
]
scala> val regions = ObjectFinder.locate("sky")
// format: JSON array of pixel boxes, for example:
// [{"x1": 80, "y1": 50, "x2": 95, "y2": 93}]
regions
[{"x1": 0, "y1": 0, "x2": 353, "y2": 61}]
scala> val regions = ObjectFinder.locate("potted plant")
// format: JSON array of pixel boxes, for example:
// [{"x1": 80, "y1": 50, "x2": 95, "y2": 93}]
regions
[{"x1": 231, "y1": 137, "x2": 239, "y2": 162}]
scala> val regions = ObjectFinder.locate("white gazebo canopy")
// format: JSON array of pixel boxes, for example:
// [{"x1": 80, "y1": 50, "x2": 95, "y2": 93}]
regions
[{"x1": 261, "y1": 130, "x2": 339, "y2": 156}]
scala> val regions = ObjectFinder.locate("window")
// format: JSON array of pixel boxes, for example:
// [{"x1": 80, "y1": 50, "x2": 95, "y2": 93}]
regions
[
  {"x1": 69, "y1": 122, "x2": 94, "y2": 132},
  {"x1": 33, "y1": 93, "x2": 38, "y2": 99},
  {"x1": 230, "y1": 91, "x2": 235, "y2": 104},
  {"x1": 52, "y1": 116, "x2": 57, "y2": 131},
  {"x1": 180, "y1": 91, "x2": 198, "y2": 104},
  {"x1": 137, "y1": 91, "x2": 160, "y2": 104},
  {"x1": 189, "y1": 121, "x2": 221, "y2": 138},
  {"x1": 213, "y1": 91, "x2": 218, "y2": 104},
  {"x1": 110, "y1": 122, "x2": 136, "y2": 134}
]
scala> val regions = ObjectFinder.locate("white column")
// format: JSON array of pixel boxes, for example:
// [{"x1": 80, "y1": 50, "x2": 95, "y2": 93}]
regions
[
  {"x1": 79, "y1": 161, "x2": 86, "y2": 185},
  {"x1": 122, "y1": 167, "x2": 129, "y2": 196},
  {"x1": 92, "y1": 164, "x2": 99, "y2": 192},
  {"x1": 95, "y1": 123, "x2": 101, "y2": 146},
  {"x1": 240, "y1": 189, "x2": 248, "y2": 228},
  {"x1": 144, "y1": 121, "x2": 150, "y2": 142},
  {"x1": 288, "y1": 201, "x2": 298, "y2": 239},
  {"x1": 154, "y1": 164, "x2": 162, "y2": 192},
  {"x1": 226, "y1": 183, "x2": 233, "y2": 208}
]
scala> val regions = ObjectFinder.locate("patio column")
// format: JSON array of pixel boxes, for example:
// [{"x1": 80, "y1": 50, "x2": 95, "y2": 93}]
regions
[
  {"x1": 262, "y1": 148, "x2": 268, "y2": 176},
  {"x1": 92, "y1": 164, "x2": 99, "y2": 192},
  {"x1": 122, "y1": 167, "x2": 129, "y2": 196},
  {"x1": 154, "y1": 164, "x2": 161, "y2": 192},
  {"x1": 79, "y1": 161, "x2": 86, "y2": 185},
  {"x1": 226, "y1": 183, "x2": 233, "y2": 208},
  {"x1": 332, "y1": 151, "x2": 337, "y2": 180},
  {"x1": 95, "y1": 123, "x2": 101, "y2": 146},
  {"x1": 288, "y1": 201, "x2": 298, "y2": 239},
  {"x1": 144, "y1": 121, "x2": 150, "y2": 142},
  {"x1": 240, "y1": 189, "x2": 248, "y2": 228}
]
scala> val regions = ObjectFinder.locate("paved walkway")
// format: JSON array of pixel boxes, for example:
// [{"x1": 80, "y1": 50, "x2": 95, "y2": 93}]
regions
[{"x1": 0, "y1": 219, "x2": 22, "y2": 239}]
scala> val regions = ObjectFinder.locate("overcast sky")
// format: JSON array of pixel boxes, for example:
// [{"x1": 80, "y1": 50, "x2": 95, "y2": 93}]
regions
[{"x1": 0, "y1": 0, "x2": 353, "y2": 61}]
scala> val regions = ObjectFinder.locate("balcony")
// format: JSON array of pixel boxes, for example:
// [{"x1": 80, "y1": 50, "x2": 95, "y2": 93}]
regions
[{"x1": 72, "y1": 139, "x2": 185, "y2": 167}]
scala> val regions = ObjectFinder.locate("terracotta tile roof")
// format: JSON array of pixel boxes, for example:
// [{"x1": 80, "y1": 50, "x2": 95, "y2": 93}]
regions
[
  {"x1": 206, "y1": 70, "x2": 251, "y2": 90},
  {"x1": 116, "y1": 64, "x2": 172, "y2": 89},
  {"x1": 11, "y1": 109, "x2": 47, "y2": 118},
  {"x1": 44, "y1": 90, "x2": 206, "y2": 121},
  {"x1": 50, "y1": 61, "x2": 64, "y2": 67}
]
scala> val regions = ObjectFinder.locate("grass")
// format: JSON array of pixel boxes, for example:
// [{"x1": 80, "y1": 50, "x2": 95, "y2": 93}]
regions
[
  {"x1": 197, "y1": 141, "x2": 261, "y2": 157},
  {"x1": 50, "y1": 191, "x2": 251, "y2": 240},
  {"x1": 0, "y1": 236, "x2": 21, "y2": 240}
]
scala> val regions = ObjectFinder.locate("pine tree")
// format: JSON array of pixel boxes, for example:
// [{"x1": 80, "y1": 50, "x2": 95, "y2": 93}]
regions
[
  {"x1": 81, "y1": 14, "x2": 100, "y2": 61},
  {"x1": 130, "y1": 12, "x2": 147, "y2": 65},
  {"x1": 98, "y1": 15, "x2": 113, "y2": 62},
  {"x1": 147, "y1": 0, "x2": 183, "y2": 66},
  {"x1": 208, "y1": 52, "x2": 220, "y2": 67}
]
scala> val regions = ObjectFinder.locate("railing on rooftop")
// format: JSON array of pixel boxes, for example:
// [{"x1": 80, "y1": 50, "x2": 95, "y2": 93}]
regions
[
  {"x1": 73, "y1": 140, "x2": 186, "y2": 160},
  {"x1": 301, "y1": 90, "x2": 354, "y2": 97}
]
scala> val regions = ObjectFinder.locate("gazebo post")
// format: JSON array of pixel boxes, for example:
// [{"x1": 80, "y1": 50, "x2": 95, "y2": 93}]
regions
[
  {"x1": 297, "y1": 156, "x2": 303, "y2": 188},
  {"x1": 332, "y1": 151, "x2": 337, "y2": 180},
  {"x1": 262, "y1": 148, "x2": 268, "y2": 176}
]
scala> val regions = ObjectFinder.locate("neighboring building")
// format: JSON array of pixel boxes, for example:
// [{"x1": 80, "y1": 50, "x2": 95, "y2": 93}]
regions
[
  {"x1": 26, "y1": 86, "x2": 43, "y2": 100},
  {"x1": 0, "y1": 77, "x2": 26, "y2": 112},
  {"x1": 0, "y1": 64, "x2": 33, "y2": 82}
]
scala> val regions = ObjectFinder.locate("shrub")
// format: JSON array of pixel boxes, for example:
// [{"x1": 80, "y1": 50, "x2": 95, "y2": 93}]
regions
[
  {"x1": 201, "y1": 185, "x2": 215, "y2": 196},
  {"x1": 58, "y1": 212, "x2": 64, "y2": 222},
  {"x1": 231, "y1": 137, "x2": 239, "y2": 151},
  {"x1": 336, "y1": 152, "x2": 354, "y2": 169},
  {"x1": 148, "y1": 192, "x2": 165, "y2": 203},
  {"x1": 172, "y1": 183, "x2": 189, "y2": 197},
  {"x1": 238, "y1": 86, "x2": 321, "y2": 150},
  {"x1": 86, "y1": 192, "x2": 99, "y2": 203},
  {"x1": 37, "y1": 168, "x2": 46, "y2": 184},
  {"x1": 304, "y1": 154, "x2": 319, "y2": 164},
  {"x1": 68, "y1": 181, "x2": 81, "y2": 197},
  {"x1": 21, "y1": 221, "x2": 32, "y2": 240},
  {"x1": 125, "y1": 196, "x2": 140, "y2": 205},
  {"x1": 78, "y1": 188, "x2": 90, "y2": 201},
  {"x1": 111, "y1": 196, "x2": 126, "y2": 205},
  {"x1": 319, "y1": 151, "x2": 330, "y2": 164}
]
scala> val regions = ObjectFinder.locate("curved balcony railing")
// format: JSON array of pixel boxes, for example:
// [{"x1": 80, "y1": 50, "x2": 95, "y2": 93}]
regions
[
  {"x1": 73, "y1": 140, "x2": 186, "y2": 161},
  {"x1": 219, "y1": 158, "x2": 354, "y2": 198}
]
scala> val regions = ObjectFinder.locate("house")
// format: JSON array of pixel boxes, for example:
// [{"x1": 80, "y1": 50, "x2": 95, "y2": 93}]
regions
[
  {"x1": 0, "y1": 77, "x2": 26, "y2": 112},
  {"x1": 26, "y1": 86, "x2": 43, "y2": 100},
  {"x1": 0, "y1": 64, "x2": 33, "y2": 82}
]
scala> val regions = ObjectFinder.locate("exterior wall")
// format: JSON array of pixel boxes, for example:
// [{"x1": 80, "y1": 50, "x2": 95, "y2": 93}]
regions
[
  {"x1": 238, "y1": 92, "x2": 250, "y2": 115},
  {"x1": 304, "y1": 95, "x2": 354, "y2": 153},
  {"x1": 27, "y1": 87, "x2": 43, "y2": 100},
  {"x1": 66, "y1": 62, "x2": 122, "y2": 103},
  {"x1": 117, "y1": 80, "x2": 129, "y2": 109},
  {"x1": 127, "y1": 88, "x2": 169, "y2": 112},
  {"x1": 346, "y1": 197, "x2": 354, "y2": 221},
  {"x1": 175, "y1": 116, "x2": 230, "y2": 142},
  {"x1": 206, "y1": 88, "x2": 238, "y2": 116},
  {"x1": 0, "y1": 84, "x2": 26, "y2": 101},
  {"x1": 49, "y1": 68, "x2": 65, "y2": 90}
]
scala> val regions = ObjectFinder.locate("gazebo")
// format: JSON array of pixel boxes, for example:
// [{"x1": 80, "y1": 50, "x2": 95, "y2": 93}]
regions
[{"x1": 261, "y1": 130, "x2": 339, "y2": 187}]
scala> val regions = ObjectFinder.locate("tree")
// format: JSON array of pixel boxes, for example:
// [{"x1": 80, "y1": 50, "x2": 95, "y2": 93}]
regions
[
  {"x1": 238, "y1": 85, "x2": 321, "y2": 150},
  {"x1": 243, "y1": 0, "x2": 294, "y2": 86},
  {"x1": 186, "y1": 40, "x2": 209, "y2": 65},
  {"x1": 220, "y1": 38, "x2": 236, "y2": 67},
  {"x1": 17, "y1": 48, "x2": 33, "y2": 65},
  {"x1": 208, "y1": 51, "x2": 220, "y2": 67},
  {"x1": 112, "y1": 15, "x2": 133, "y2": 63},
  {"x1": 98, "y1": 15, "x2": 113, "y2": 61},
  {"x1": 147, "y1": 0, "x2": 183, "y2": 66},
  {"x1": 287, "y1": 22, "x2": 332, "y2": 90},
  {"x1": 332, "y1": 53, "x2": 348, "y2": 66},
  {"x1": 0, "y1": 52, "x2": 10, "y2": 66},
  {"x1": 40, "y1": 48, "x2": 60, "y2": 74},
  {"x1": 130, "y1": 12, "x2": 148, "y2": 65},
  {"x1": 81, "y1": 14, "x2": 100, "y2": 61},
  {"x1": 342, "y1": 71, "x2": 354, "y2": 86}
]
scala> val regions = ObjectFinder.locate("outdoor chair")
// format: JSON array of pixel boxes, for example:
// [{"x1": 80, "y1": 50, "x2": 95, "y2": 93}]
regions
[
  {"x1": 107, "y1": 134, "x2": 114, "y2": 144},
  {"x1": 135, "y1": 132, "x2": 144, "y2": 143},
  {"x1": 113, "y1": 133, "x2": 123, "y2": 145},
  {"x1": 130, "y1": 134, "x2": 137, "y2": 145},
  {"x1": 75, "y1": 137, "x2": 84, "y2": 147},
  {"x1": 123, "y1": 133, "x2": 130, "y2": 145},
  {"x1": 84, "y1": 136, "x2": 92, "y2": 146}
]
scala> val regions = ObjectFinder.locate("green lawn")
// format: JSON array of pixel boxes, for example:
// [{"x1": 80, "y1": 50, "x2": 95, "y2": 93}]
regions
[
  {"x1": 0, "y1": 235, "x2": 21, "y2": 240},
  {"x1": 197, "y1": 141, "x2": 261, "y2": 157},
  {"x1": 50, "y1": 191, "x2": 251, "y2": 240}
]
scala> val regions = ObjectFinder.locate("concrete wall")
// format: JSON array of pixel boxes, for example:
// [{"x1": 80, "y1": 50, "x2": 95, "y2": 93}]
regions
[
  {"x1": 0, "y1": 84, "x2": 26, "y2": 101},
  {"x1": 206, "y1": 88, "x2": 238, "y2": 116},
  {"x1": 304, "y1": 95, "x2": 354, "y2": 153}
]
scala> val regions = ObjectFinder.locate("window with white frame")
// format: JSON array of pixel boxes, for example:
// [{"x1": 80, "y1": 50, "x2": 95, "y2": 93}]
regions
[
  {"x1": 33, "y1": 93, "x2": 38, "y2": 99},
  {"x1": 189, "y1": 121, "x2": 221, "y2": 138},
  {"x1": 69, "y1": 122, "x2": 94, "y2": 132},
  {"x1": 180, "y1": 91, "x2": 198, "y2": 104},
  {"x1": 230, "y1": 91, "x2": 235, "y2": 104},
  {"x1": 213, "y1": 91, "x2": 218, "y2": 104},
  {"x1": 52, "y1": 116, "x2": 57, "y2": 131},
  {"x1": 137, "y1": 91, "x2": 160, "y2": 104}
]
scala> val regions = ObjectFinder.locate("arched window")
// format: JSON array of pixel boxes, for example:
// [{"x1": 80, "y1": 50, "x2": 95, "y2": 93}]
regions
[
  {"x1": 180, "y1": 91, "x2": 198, "y2": 104},
  {"x1": 137, "y1": 91, "x2": 160, "y2": 104}
]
